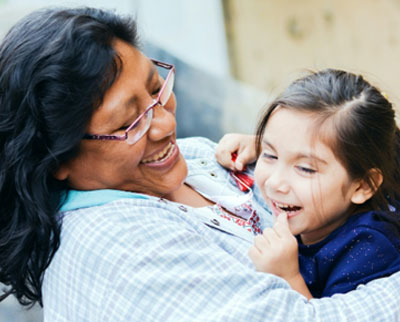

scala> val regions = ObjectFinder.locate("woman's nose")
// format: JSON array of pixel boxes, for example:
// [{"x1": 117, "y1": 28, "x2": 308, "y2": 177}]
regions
[{"x1": 147, "y1": 94, "x2": 177, "y2": 141}]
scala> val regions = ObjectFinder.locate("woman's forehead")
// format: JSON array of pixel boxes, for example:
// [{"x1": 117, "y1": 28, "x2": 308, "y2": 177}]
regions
[
  {"x1": 86, "y1": 40, "x2": 153, "y2": 132},
  {"x1": 113, "y1": 39, "x2": 151, "y2": 76}
]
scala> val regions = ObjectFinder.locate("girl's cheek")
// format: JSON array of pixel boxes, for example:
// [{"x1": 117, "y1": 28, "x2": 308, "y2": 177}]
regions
[
  {"x1": 254, "y1": 163, "x2": 264, "y2": 186},
  {"x1": 254, "y1": 164, "x2": 269, "y2": 194}
]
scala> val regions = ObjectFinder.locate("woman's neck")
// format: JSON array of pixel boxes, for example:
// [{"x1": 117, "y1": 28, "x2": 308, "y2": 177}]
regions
[{"x1": 164, "y1": 183, "x2": 214, "y2": 208}]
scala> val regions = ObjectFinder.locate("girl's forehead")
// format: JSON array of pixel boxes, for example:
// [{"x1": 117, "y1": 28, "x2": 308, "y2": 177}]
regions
[
  {"x1": 266, "y1": 107, "x2": 321, "y2": 135},
  {"x1": 269, "y1": 107, "x2": 336, "y2": 142},
  {"x1": 265, "y1": 107, "x2": 339, "y2": 161}
]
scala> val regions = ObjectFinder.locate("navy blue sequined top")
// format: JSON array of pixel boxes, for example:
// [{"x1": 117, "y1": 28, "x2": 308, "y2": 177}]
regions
[{"x1": 298, "y1": 210, "x2": 400, "y2": 298}]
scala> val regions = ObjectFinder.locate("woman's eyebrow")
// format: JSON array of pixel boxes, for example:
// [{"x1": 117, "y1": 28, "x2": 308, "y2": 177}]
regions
[
  {"x1": 124, "y1": 63, "x2": 156, "y2": 109},
  {"x1": 146, "y1": 63, "x2": 156, "y2": 85}
]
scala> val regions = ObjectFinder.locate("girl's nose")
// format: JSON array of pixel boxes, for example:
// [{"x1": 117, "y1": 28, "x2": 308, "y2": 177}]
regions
[{"x1": 266, "y1": 168, "x2": 291, "y2": 195}]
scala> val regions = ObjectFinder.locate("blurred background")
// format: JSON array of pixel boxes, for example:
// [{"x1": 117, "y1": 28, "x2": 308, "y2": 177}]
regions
[{"x1": 1, "y1": 0, "x2": 400, "y2": 321}]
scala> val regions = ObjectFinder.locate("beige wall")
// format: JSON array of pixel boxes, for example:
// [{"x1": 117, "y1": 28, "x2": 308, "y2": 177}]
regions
[{"x1": 223, "y1": 0, "x2": 400, "y2": 109}]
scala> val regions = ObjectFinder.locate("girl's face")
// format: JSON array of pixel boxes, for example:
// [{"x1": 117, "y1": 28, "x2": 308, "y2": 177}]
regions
[{"x1": 255, "y1": 107, "x2": 362, "y2": 245}]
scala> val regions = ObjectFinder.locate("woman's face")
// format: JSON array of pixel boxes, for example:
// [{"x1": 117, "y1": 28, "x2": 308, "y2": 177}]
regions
[{"x1": 55, "y1": 40, "x2": 188, "y2": 198}]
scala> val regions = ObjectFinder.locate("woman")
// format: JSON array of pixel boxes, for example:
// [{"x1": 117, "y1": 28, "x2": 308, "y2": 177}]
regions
[{"x1": 0, "y1": 7, "x2": 399, "y2": 321}]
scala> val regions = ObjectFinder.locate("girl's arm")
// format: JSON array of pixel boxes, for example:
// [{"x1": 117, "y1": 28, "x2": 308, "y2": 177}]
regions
[
  {"x1": 285, "y1": 273, "x2": 313, "y2": 300},
  {"x1": 249, "y1": 212, "x2": 313, "y2": 300}
]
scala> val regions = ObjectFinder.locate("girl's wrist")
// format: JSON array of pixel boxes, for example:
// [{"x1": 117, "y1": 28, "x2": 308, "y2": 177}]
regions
[
  {"x1": 286, "y1": 273, "x2": 313, "y2": 300},
  {"x1": 282, "y1": 270, "x2": 301, "y2": 284}
]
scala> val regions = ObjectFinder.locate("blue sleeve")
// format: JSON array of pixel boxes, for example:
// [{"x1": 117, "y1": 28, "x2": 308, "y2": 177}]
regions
[{"x1": 322, "y1": 226, "x2": 400, "y2": 297}]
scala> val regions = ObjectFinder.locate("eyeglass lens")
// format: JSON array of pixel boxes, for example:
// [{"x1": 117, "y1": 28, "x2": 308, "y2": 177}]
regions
[
  {"x1": 125, "y1": 67, "x2": 174, "y2": 145},
  {"x1": 159, "y1": 72, "x2": 174, "y2": 105},
  {"x1": 125, "y1": 108, "x2": 152, "y2": 145}
]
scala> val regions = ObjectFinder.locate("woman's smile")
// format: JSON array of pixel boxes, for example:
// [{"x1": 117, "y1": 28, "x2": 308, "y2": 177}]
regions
[{"x1": 141, "y1": 140, "x2": 180, "y2": 170}]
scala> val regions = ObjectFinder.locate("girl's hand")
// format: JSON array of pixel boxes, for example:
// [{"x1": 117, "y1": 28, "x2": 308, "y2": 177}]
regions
[
  {"x1": 249, "y1": 213, "x2": 313, "y2": 300},
  {"x1": 215, "y1": 133, "x2": 257, "y2": 171},
  {"x1": 249, "y1": 212, "x2": 299, "y2": 280}
]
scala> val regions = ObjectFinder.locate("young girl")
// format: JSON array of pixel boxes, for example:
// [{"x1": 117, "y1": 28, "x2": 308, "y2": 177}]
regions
[{"x1": 216, "y1": 69, "x2": 400, "y2": 299}]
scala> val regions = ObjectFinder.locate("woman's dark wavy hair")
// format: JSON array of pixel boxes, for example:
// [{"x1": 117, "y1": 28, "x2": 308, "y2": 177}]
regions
[
  {"x1": 256, "y1": 69, "x2": 400, "y2": 213},
  {"x1": 0, "y1": 7, "x2": 138, "y2": 306}
]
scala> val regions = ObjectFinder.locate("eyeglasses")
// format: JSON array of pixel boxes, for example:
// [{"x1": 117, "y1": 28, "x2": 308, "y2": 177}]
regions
[{"x1": 83, "y1": 59, "x2": 175, "y2": 145}]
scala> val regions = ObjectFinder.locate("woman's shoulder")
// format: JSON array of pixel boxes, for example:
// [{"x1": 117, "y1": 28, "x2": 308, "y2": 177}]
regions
[
  {"x1": 44, "y1": 199, "x2": 210, "y2": 319},
  {"x1": 60, "y1": 197, "x2": 194, "y2": 237},
  {"x1": 177, "y1": 136, "x2": 217, "y2": 159}
]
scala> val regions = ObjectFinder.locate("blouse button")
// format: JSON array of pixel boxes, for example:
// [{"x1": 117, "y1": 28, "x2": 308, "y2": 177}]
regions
[
  {"x1": 200, "y1": 160, "x2": 207, "y2": 166},
  {"x1": 178, "y1": 205, "x2": 188, "y2": 212},
  {"x1": 209, "y1": 172, "x2": 217, "y2": 178},
  {"x1": 210, "y1": 218, "x2": 220, "y2": 226}
]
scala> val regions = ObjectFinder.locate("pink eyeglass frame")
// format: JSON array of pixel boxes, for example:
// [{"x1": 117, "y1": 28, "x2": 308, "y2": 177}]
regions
[{"x1": 83, "y1": 59, "x2": 175, "y2": 144}]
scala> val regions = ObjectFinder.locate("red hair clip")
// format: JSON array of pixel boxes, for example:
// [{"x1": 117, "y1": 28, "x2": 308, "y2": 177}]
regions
[{"x1": 231, "y1": 152, "x2": 254, "y2": 192}]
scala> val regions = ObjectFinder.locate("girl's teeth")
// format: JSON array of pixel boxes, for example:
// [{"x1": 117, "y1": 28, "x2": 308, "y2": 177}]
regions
[{"x1": 274, "y1": 201, "x2": 301, "y2": 213}]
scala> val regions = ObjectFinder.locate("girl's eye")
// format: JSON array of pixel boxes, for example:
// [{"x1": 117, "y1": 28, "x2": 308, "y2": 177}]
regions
[
  {"x1": 296, "y1": 166, "x2": 317, "y2": 174},
  {"x1": 261, "y1": 152, "x2": 277, "y2": 160}
]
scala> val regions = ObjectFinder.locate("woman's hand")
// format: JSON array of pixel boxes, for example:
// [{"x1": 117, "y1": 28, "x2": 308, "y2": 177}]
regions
[
  {"x1": 249, "y1": 213, "x2": 313, "y2": 299},
  {"x1": 215, "y1": 133, "x2": 257, "y2": 171}
]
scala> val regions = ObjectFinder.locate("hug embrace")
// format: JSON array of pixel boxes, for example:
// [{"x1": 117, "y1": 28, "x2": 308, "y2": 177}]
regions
[{"x1": 0, "y1": 6, "x2": 400, "y2": 322}]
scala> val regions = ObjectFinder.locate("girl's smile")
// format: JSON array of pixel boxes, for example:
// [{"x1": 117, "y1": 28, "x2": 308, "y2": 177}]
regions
[{"x1": 270, "y1": 199, "x2": 302, "y2": 218}]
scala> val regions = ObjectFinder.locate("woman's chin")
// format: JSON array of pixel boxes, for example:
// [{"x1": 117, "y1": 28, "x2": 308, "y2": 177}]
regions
[{"x1": 153, "y1": 156, "x2": 188, "y2": 198}]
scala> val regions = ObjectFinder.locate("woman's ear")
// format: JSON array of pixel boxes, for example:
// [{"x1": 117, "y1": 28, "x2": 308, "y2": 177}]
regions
[
  {"x1": 351, "y1": 168, "x2": 383, "y2": 204},
  {"x1": 53, "y1": 164, "x2": 70, "y2": 181}
]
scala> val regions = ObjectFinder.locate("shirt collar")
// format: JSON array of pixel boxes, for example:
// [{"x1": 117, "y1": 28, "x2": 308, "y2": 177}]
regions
[{"x1": 60, "y1": 189, "x2": 149, "y2": 212}]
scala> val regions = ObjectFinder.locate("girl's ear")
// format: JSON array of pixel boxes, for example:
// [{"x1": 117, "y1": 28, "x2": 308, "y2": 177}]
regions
[{"x1": 351, "y1": 168, "x2": 383, "y2": 204}]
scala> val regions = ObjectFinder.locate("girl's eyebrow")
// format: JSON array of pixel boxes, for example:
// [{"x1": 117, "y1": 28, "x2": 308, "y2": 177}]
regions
[
  {"x1": 262, "y1": 137, "x2": 327, "y2": 164},
  {"x1": 296, "y1": 152, "x2": 328, "y2": 165},
  {"x1": 262, "y1": 138, "x2": 277, "y2": 153}
]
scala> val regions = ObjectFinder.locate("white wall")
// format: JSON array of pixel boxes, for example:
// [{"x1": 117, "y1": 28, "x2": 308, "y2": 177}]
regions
[
  {"x1": 0, "y1": 0, "x2": 267, "y2": 138},
  {"x1": 0, "y1": 0, "x2": 135, "y2": 39},
  {"x1": 0, "y1": 0, "x2": 230, "y2": 77},
  {"x1": 134, "y1": 0, "x2": 230, "y2": 77}
]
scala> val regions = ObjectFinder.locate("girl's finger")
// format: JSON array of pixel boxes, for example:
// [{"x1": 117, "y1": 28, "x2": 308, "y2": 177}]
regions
[
  {"x1": 248, "y1": 244, "x2": 261, "y2": 260},
  {"x1": 254, "y1": 234, "x2": 269, "y2": 252},
  {"x1": 274, "y1": 212, "x2": 292, "y2": 235}
]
